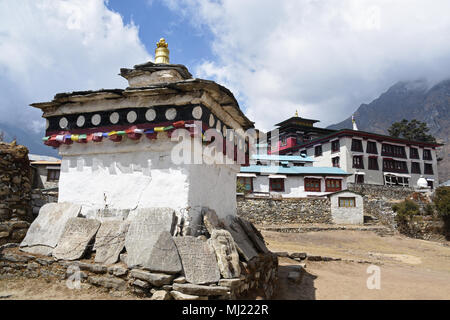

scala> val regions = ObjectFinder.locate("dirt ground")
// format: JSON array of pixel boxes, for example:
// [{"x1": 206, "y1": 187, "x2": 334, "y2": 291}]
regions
[
  {"x1": 1, "y1": 228, "x2": 449, "y2": 300},
  {"x1": 267, "y1": 229, "x2": 450, "y2": 300}
]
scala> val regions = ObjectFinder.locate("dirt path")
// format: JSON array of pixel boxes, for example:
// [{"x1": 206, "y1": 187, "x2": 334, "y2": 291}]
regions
[{"x1": 266, "y1": 229, "x2": 450, "y2": 300}]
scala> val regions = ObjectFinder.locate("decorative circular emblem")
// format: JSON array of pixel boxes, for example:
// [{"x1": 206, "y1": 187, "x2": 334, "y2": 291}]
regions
[
  {"x1": 91, "y1": 114, "x2": 101, "y2": 126},
  {"x1": 76, "y1": 115, "x2": 85, "y2": 127},
  {"x1": 59, "y1": 117, "x2": 68, "y2": 129},
  {"x1": 127, "y1": 111, "x2": 137, "y2": 123},
  {"x1": 165, "y1": 108, "x2": 177, "y2": 121},
  {"x1": 192, "y1": 106, "x2": 203, "y2": 120},
  {"x1": 109, "y1": 112, "x2": 119, "y2": 124},
  {"x1": 209, "y1": 114, "x2": 215, "y2": 127},
  {"x1": 145, "y1": 108, "x2": 156, "y2": 121}
]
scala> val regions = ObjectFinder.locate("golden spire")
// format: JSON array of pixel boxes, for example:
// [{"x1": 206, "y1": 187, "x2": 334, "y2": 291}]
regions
[
  {"x1": 295, "y1": 110, "x2": 299, "y2": 117},
  {"x1": 155, "y1": 38, "x2": 170, "y2": 64}
]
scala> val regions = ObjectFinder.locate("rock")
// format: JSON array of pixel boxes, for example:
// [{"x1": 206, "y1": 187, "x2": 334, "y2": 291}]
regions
[
  {"x1": 132, "y1": 279, "x2": 150, "y2": 289},
  {"x1": 181, "y1": 207, "x2": 203, "y2": 236},
  {"x1": 1, "y1": 253, "x2": 32, "y2": 263},
  {"x1": 209, "y1": 229, "x2": 241, "y2": 278},
  {"x1": 94, "y1": 220, "x2": 129, "y2": 265},
  {"x1": 53, "y1": 218, "x2": 101, "y2": 261},
  {"x1": 237, "y1": 217, "x2": 269, "y2": 253},
  {"x1": 108, "y1": 266, "x2": 128, "y2": 277},
  {"x1": 143, "y1": 231, "x2": 182, "y2": 274},
  {"x1": 88, "y1": 276, "x2": 127, "y2": 291},
  {"x1": 170, "y1": 290, "x2": 208, "y2": 301},
  {"x1": 223, "y1": 215, "x2": 258, "y2": 261},
  {"x1": 173, "y1": 276, "x2": 186, "y2": 284},
  {"x1": 218, "y1": 278, "x2": 241, "y2": 289},
  {"x1": 274, "y1": 252, "x2": 289, "y2": 258},
  {"x1": 124, "y1": 208, "x2": 177, "y2": 269},
  {"x1": 173, "y1": 236, "x2": 220, "y2": 285},
  {"x1": 150, "y1": 290, "x2": 171, "y2": 300},
  {"x1": 289, "y1": 252, "x2": 307, "y2": 260},
  {"x1": 0, "y1": 232, "x2": 9, "y2": 239},
  {"x1": 21, "y1": 245, "x2": 53, "y2": 256},
  {"x1": 130, "y1": 269, "x2": 174, "y2": 287},
  {"x1": 20, "y1": 203, "x2": 81, "y2": 253},
  {"x1": 202, "y1": 208, "x2": 223, "y2": 234},
  {"x1": 172, "y1": 283, "x2": 229, "y2": 296}
]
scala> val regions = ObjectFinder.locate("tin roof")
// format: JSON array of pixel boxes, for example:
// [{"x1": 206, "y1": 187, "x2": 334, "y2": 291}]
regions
[{"x1": 240, "y1": 165, "x2": 350, "y2": 176}]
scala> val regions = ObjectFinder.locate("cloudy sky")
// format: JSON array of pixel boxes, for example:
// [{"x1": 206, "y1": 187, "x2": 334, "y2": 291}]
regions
[{"x1": 1, "y1": 0, "x2": 450, "y2": 138}]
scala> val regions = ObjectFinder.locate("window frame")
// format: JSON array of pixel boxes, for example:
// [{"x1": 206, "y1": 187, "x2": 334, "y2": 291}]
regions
[
  {"x1": 304, "y1": 178, "x2": 321, "y2": 192},
  {"x1": 366, "y1": 141, "x2": 378, "y2": 154},
  {"x1": 424, "y1": 163, "x2": 434, "y2": 175},
  {"x1": 269, "y1": 178, "x2": 285, "y2": 192},
  {"x1": 352, "y1": 155, "x2": 364, "y2": 169},
  {"x1": 368, "y1": 156, "x2": 379, "y2": 171},
  {"x1": 325, "y1": 179, "x2": 342, "y2": 192},
  {"x1": 339, "y1": 197, "x2": 356, "y2": 208},
  {"x1": 351, "y1": 139, "x2": 364, "y2": 152},
  {"x1": 331, "y1": 140, "x2": 340, "y2": 153},
  {"x1": 238, "y1": 177, "x2": 254, "y2": 193},
  {"x1": 47, "y1": 169, "x2": 60, "y2": 182},
  {"x1": 332, "y1": 156, "x2": 340, "y2": 168},
  {"x1": 411, "y1": 162, "x2": 421, "y2": 174},
  {"x1": 314, "y1": 145, "x2": 323, "y2": 157}
]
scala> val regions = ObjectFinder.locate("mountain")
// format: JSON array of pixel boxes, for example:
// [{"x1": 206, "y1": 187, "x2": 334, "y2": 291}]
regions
[
  {"x1": 328, "y1": 79, "x2": 450, "y2": 183},
  {"x1": 0, "y1": 122, "x2": 59, "y2": 158}
]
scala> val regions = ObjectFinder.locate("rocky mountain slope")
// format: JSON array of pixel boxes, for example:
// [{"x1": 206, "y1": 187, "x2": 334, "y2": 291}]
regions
[{"x1": 329, "y1": 79, "x2": 450, "y2": 183}]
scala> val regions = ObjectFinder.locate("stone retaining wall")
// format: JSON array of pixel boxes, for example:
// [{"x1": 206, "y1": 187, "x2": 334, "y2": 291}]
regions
[
  {"x1": 0, "y1": 142, "x2": 33, "y2": 245},
  {"x1": 237, "y1": 197, "x2": 332, "y2": 225},
  {"x1": 0, "y1": 246, "x2": 278, "y2": 300},
  {"x1": 31, "y1": 189, "x2": 58, "y2": 217},
  {"x1": 348, "y1": 183, "x2": 414, "y2": 200}
]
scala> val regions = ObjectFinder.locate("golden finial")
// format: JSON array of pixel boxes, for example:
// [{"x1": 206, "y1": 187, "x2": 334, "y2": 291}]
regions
[
  {"x1": 155, "y1": 38, "x2": 170, "y2": 64},
  {"x1": 295, "y1": 110, "x2": 299, "y2": 117}
]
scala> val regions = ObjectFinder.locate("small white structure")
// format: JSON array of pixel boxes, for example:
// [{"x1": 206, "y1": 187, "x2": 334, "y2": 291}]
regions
[{"x1": 327, "y1": 190, "x2": 364, "y2": 225}]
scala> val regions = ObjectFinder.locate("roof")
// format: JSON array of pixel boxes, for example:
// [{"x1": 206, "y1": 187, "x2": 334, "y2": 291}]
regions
[
  {"x1": 326, "y1": 189, "x2": 365, "y2": 197},
  {"x1": 275, "y1": 116, "x2": 320, "y2": 127},
  {"x1": 294, "y1": 129, "x2": 443, "y2": 150},
  {"x1": 240, "y1": 165, "x2": 351, "y2": 176},
  {"x1": 251, "y1": 154, "x2": 314, "y2": 162},
  {"x1": 439, "y1": 180, "x2": 450, "y2": 187},
  {"x1": 29, "y1": 154, "x2": 61, "y2": 162}
]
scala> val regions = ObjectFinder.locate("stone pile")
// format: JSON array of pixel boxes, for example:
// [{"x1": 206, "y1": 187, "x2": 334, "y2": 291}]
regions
[
  {"x1": 0, "y1": 142, "x2": 33, "y2": 245},
  {"x1": 1, "y1": 204, "x2": 278, "y2": 300}
]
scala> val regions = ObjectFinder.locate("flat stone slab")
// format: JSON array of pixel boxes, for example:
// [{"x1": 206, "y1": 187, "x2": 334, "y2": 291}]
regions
[
  {"x1": 170, "y1": 291, "x2": 207, "y2": 300},
  {"x1": 143, "y1": 231, "x2": 182, "y2": 274},
  {"x1": 20, "y1": 245, "x2": 53, "y2": 257},
  {"x1": 124, "y1": 208, "x2": 177, "y2": 269},
  {"x1": 94, "y1": 220, "x2": 130, "y2": 265},
  {"x1": 20, "y1": 203, "x2": 81, "y2": 252},
  {"x1": 238, "y1": 217, "x2": 269, "y2": 253},
  {"x1": 130, "y1": 269, "x2": 174, "y2": 287},
  {"x1": 172, "y1": 283, "x2": 229, "y2": 296},
  {"x1": 53, "y1": 218, "x2": 101, "y2": 261},
  {"x1": 173, "y1": 236, "x2": 220, "y2": 285},
  {"x1": 209, "y1": 229, "x2": 241, "y2": 278},
  {"x1": 223, "y1": 215, "x2": 258, "y2": 261}
]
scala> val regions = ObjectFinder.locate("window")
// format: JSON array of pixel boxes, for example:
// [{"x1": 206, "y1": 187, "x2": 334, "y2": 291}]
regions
[
  {"x1": 351, "y1": 139, "x2": 364, "y2": 152},
  {"x1": 237, "y1": 177, "x2": 253, "y2": 192},
  {"x1": 383, "y1": 159, "x2": 408, "y2": 173},
  {"x1": 381, "y1": 144, "x2": 406, "y2": 158},
  {"x1": 353, "y1": 156, "x2": 364, "y2": 169},
  {"x1": 424, "y1": 163, "x2": 433, "y2": 175},
  {"x1": 339, "y1": 197, "x2": 356, "y2": 208},
  {"x1": 411, "y1": 162, "x2": 421, "y2": 174},
  {"x1": 47, "y1": 169, "x2": 60, "y2": 182},
  {"x1": 423, "y1": 149, "x2": 432, "y2": 161},
  {"x1": 355, "y1": 174, "x2": 365, "y2": 184},
  {"x1": 270, "y1": 178, "x2": 285, "y2": 192},
  {"x1": 367, "y1": 141, "x2": 378, "y2": 154},
  {"x1": 410, "y1": 147, "x2": 419, "y2": 159},
  {"x1": 326, "y1": 179, "x2": 342, "y2": 192},
  {"x1": 368, "y1": 157, "x2": 379, "y2": 170},
  {"x1": 305, "y1": 178, "x2": 321, "y2": 192},
  {"x1": 314, "y1": 145, "x2": 322, "y2": 157},
  {"x1": 331, "y1": 140, "x2": 340, "y2": 152},
  {"x1": 332, "y1": 157, "x2": 340, "y2": 168},
  {"x1": 384, "y1": 175, "x2": 409, "y2": 187},
  {"x1": 280, "y1": 137, "x2": 287, "y2": 147},
  {"x1": 427, "y1": 181, "x2": 434, "y2": 189}
]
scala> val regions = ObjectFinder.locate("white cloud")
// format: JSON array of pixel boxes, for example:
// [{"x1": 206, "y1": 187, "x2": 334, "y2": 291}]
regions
[
  {"x1": 162, "y1": 0, "x2": 450, "y2": 131},
  {"x1": 0, "y1": 0, "x2": 151, "y2": 132}
]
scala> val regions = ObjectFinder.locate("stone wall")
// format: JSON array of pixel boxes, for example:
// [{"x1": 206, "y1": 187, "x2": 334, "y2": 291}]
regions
[
  {"x1": 0, "y1": 142, "x2": 33, "y2": 245},
  {"x1": 31, "y1": 188, "x2": 58, "y2": 217},
  {"x1": 348, "y1": 183, "x2": 414, "y2": 200},
  {"x1": 237, "y1": 197, "x2": 332, "y2": 225}
]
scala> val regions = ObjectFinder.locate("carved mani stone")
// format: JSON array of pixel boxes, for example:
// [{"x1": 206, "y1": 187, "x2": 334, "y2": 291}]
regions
[
  {"x1": 94, "y1": 220, "x2": 130, "y2": 265},
  {"x1": 209, "y1": 229, "x2": 241, "y2": 278},
  {"x1": 202, "y1": 208, "x2": 224, "y2": 235},
  {"x1": 144, "y1": 231, "x2": 182, "y2": 274},
  {"x1": 124, "y1": 208, "x2": 177, "y2": 269},
  {"x1": 238, "y1": 217, "x2": 269, "y2": 254},
  {"x1": 53, "y1": 217, "x2": 101, "y2": 261},
  {"x1": 223, "y1": 215, "x2": 259, "y2": 262},
  {"x1": 20, "y1": 203, "x2": 81, "y2": 256},
  {"x1": 173, "y1": 236, "x2": 220, "y2": 285}
]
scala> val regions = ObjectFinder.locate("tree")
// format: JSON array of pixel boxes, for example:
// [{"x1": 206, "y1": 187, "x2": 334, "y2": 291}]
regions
[
  {"x1": 388, "y1": 119, "x2": 436, "y2": 143},
  {"x1": 434, "y1": 187, "x2": 450, "y2": 239}
]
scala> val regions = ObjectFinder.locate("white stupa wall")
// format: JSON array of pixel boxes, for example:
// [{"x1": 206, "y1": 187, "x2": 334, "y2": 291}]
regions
[{"x1": 57, "y1": 133, "x2": 239, "y2": 220}]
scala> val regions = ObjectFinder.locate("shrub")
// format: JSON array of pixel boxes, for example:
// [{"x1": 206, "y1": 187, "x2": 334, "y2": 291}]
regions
[
  {"x1": 393, "y1": 199, "x2": 420, "y2": 221},
  {"x1": 236, "y1": 180, "x2": 247, "y2": 194},
  {"x1": 433, "y1": 187, "x2": 450, "y2": 239}
]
